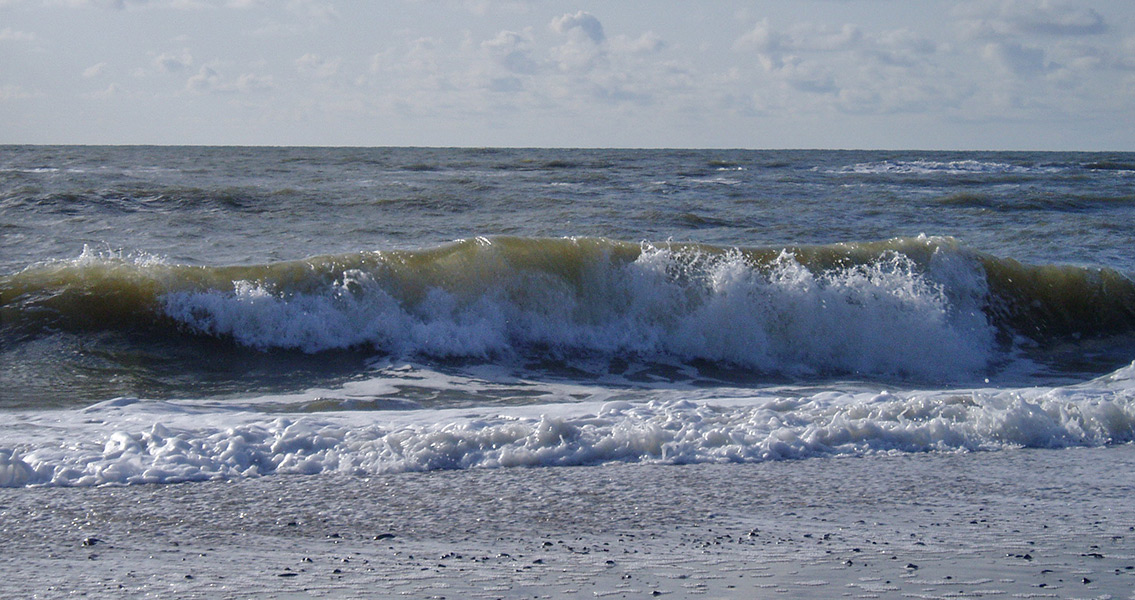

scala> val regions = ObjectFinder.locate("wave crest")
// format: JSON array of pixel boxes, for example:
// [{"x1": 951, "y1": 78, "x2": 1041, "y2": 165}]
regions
[
  {"x1": 157, "y1": 236, "x2": 993, "y2": 380},
  {"x1": 5, "y1": 236, "x2": 1133, "y2": 382}
]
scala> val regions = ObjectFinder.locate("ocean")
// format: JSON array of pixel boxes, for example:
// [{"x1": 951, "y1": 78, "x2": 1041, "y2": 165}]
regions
[{"x1": 2, "y1": 146, "x2": 1134, "y2": 487}]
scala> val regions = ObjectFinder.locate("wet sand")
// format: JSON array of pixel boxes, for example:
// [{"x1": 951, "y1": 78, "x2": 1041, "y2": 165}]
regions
[{"x1": 2, "y1": 445, "x2": 1134, "y2": 599}]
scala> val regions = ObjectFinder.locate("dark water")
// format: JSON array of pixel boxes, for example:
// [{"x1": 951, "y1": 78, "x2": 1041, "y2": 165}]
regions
[{"x1": 2, "y1": 146, "x2": 1134, "y2": 408}]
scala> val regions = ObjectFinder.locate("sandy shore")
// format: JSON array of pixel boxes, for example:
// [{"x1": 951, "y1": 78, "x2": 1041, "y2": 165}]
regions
[{"x1": 2, "y1": 445, "x2": 1134, "y2": 599}]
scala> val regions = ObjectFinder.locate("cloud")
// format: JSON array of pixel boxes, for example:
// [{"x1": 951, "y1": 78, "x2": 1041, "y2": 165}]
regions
[
  {"x1": 1119, "y1": 37, "x2": 1135, "y2": 70},
  {"x1": 234, "y1": 72, "x2": 274, "y2": 92},
  {"x1": 286, "y1": 0, "x2": 337, "y2": 20},
  {"x1": 983, "y1": 40, "x2": 1049, "y2": 75},
  {"x1": 551, "y1": 11, "x2": 605, "y2": 44},
  {"x1": 870, "y1": 29, "x2": 937, "y2": 66},
  {"x1": 0, "y1": 84, "x2": 43, "y2": 100},
  {"x1": 482, "y1": 29, "x2": 540, "y2": 75},
  {"x1": 0, "y1": 27, "x2": 37, "y2": 42},
  {"x1": 186, "y1": 65, "x2": 221, "y2": 92},
  {"x1": 84, "y1": 82, "x2": 123, "y2": 99},
  {"x1": 733, "y1": 18, "x2": 959, "y2": 116},
  {"x1": 295, "y1": 53, "x2": 341, "y2": 78},
  {"x1": 779, "y1": 59, "x2": 838, "y2": 94},
  {"x1": 153, "y1": 50, "x2": 193, "y2": 72},
  {"x1": 83, "y1": 62, "x2": 108, "y2": 78},
  {"x1": 611, "y1": 31, "x2": 665, "y2": 54},
  {"x1": 958, "y1": 0, "x2": 1107, "y2": 40},
  {"x1": 23, "y1": 0, "x2": 269, "y2": 8},
  {"x1": 487, "y1": 76, "x2": 523, "y2": 93},
  {"x1": 550, "y1": 12, "x2": 607, "y2": 71},
  {"x1": 953, "y1": 1, "x2": 1129, "y2": 87},
  {"x1": 186, "y1": 65, "x2": 273, "y2": 93},
  {"x1": 737, "y1": 20, "x2": 862, "y2": 54}
]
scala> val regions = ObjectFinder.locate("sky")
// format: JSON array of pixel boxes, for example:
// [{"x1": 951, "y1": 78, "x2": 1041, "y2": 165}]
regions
[{"x1": 2, "y1": 0, "x2": 1134, "y2": 150}]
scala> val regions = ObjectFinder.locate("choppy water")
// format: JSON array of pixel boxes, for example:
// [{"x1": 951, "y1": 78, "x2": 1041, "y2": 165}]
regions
[{"x1": 2, "y1": 146, "x2": 1134, "y2": 486}]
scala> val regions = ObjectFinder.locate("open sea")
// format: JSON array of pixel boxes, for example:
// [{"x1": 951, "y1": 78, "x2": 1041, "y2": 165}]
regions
[{"x1": 2, "y1": 146, "x2": 1134, "y2": 486}]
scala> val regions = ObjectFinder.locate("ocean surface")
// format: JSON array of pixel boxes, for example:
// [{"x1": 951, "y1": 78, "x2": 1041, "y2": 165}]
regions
[{"x1": 2, "y1": 146, "x2": 1134, "y2": 486}]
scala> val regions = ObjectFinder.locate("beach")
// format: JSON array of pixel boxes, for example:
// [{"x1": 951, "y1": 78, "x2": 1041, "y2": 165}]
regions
[
  {"x1": 4, "y1": 445, "x2": 1133, "y2": 599},
  {"x1": 3, "y1": 146, "x2": 1135, "y2": 598},
  {"x1": 7, "y1": 0, "x2": 1135, "y2": 594}
]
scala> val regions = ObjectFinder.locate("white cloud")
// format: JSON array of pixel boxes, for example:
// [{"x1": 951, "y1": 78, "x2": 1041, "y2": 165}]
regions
[
  {"x1": 83, "y1": 62, "x2": 108, "y2": 78},
  {"x1": 733, "y1": 18, "x2": 954, "y2": 116},
  {"x1": 482, "y1": 29, "x2": 541, "y2": 75},
  {"x1": 957, "y1": 0, "x2": 1107, "y2": 40},
  {"x1": 295, "y1": 53, "x2": 341, "y2": 78},
  {"x1": 28, "y1": 0, "x2": 266, "y2": 8},
  {"x1": 0, "y1": 27, "x2": 37, "y2": 42},
  {"x1": 4, "y1": 1, "x2": 1134, "y2": 148},
  {"x1": 185, "y1": 64, "x2": 273, "y2": 93},
  {"x1": 870, "y1": 29, "x2": 937, "y2": 66},
  {"x1": 153, "y1": 50, "x2": 193, "y2": 72},
  {"x1": 0, "y1": 84, "x2": 43, "y2": 100},
  {"x1": 737, "y1": 20, "x2": 863, "y2": 55},
  {"x1": 286, "y1": 0, "x2": 337, "y2": 20},
  {"x1": 549, "y1": 12, "x2": 607, "y2": 72},
  {"x1": 1118, "y1": 37, "x2": 1135, "y2": 70},
  {"x1": 550, "y1": 11, "x2": 605, "y2": 44},
  {"x1": 234, "y1": 72, "x2": 274, "y2": 92},
  {"x1": 983, "y1": 40, "x2": 1049, "y2": 75},
  {"x1": 83, "y1": 82, "x2": 123, "y2": 99},
  {"x1": 186, "y1": 65, "x2": 221, "y2": 92},
  {"x1": 404, "y1": 38, "x2": 442, "y2": 74},
  {"x1": 611, "y1": 31, "x2": 665, "y2": 55}
]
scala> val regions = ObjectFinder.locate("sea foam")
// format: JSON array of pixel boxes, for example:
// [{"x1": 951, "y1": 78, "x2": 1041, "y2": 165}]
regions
[
  {"x1": 159, "y1": 237, "x2": 996, "y2": 381},
  {"x1": 3, "y1": 362, "x2": 1133, "y2": 487}
]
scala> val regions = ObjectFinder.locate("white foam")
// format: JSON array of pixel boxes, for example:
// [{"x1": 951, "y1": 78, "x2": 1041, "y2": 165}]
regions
[
  {"x1": 3, "y1": 362, "x2": 1133, "y2": 487},
  {"x1": 160, "y1": 242, "x2": 995, "y2": 381},
  {"x1": 837, "y1": 160, "x2": 1058, "y2": 176}
]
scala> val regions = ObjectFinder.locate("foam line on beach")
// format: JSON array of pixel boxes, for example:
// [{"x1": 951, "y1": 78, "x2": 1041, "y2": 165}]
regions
[{"x1": 3, "y1": 362, "x2": 1134, "y2": 487}]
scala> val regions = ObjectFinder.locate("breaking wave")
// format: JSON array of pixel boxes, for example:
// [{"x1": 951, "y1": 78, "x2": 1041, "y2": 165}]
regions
[{"x1": 3, "y1": 236, "x2": 1133, "y2": 382}]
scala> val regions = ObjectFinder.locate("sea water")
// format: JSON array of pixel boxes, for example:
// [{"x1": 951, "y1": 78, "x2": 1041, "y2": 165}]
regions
[{"x1": 1, "y1": 146, "x2": 1133, "y2": 486}]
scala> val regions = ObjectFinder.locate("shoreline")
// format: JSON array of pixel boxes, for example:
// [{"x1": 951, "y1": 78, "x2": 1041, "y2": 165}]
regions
[{"x1": 3, "y1": 445, "x2": 1134, "y2": 599}]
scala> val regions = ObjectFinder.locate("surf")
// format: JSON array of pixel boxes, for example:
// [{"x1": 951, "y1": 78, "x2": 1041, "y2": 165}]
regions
[{"x1": 4, "y1": 236, "x2": 1133, "y2": 393}]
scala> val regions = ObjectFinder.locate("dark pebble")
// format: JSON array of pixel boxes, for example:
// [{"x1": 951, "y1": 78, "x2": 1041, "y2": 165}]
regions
[
  {"x1": 82, "y1": 537, "x2": 100, "y2": 547},
  {"x1": 905, "y1": 563, "x2": 919, "y2": 570}
]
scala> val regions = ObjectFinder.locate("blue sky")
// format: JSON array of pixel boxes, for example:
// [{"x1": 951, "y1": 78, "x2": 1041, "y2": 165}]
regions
[{"x1": 2, "y1": 0, "x2": 1133, "y2": 149}]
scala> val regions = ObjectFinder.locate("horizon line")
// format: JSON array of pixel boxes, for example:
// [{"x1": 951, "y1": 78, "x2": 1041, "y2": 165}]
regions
[{"x1": 2, "y1": 143, "x2": 1132, "y2": 153}]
